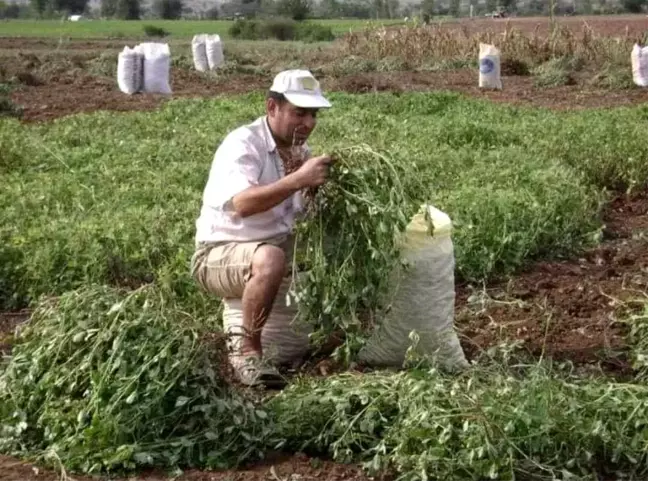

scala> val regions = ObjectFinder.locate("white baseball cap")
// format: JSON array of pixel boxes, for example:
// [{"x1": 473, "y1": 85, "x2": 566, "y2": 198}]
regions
[{"x1": 269, "y1": 69, "x2": 332, "y2": 109}]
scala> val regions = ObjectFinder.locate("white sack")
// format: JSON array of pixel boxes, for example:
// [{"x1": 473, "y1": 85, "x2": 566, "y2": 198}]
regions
[
  {"x1": 192, "y1": 34, "x2": 209, "y2": 72},
  {"x1": 358, "y1": 205, "x2": 469, "y2": 372},
  {"x1": 140, "y1": 42, "x2": 172, "y2": 94},
  {"x1": 631, "y1": 44, "x2": 648, "y2": 87},
  {"x1": 205, "y1": 34, "x2": 225, "y2": 70},
  {"x1": 222, "y1": 274, "x2": 313, "y2": 367},
  {"x1": 116, "y1": 46, "x2": 143, "y2": 95},
  {"x1": 478, "y1": 42, "x2": 502, "y2": 90}
]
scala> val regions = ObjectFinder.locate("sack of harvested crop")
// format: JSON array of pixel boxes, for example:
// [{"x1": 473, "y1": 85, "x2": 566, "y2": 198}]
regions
[
  {"x1": 357, "y1": 204, "x2": 469, "y2": 372},
  {"x1": 140, "y1": 42, "x2": 172, "y2": 94},
  {"x1": 631, "y1": 44, "x2": 648, "y2": 87},
  {"x1": 206, "y1": 34, "x2": 225, "y2": 70},
  {"x1": 479, "y1": 42, "x2": 502, "y2": 90},
  {"x1": 192, "y1": 34, "x2": 209, "y2": 72},
  {"x1": 116, "y1": 46, "x2": 143, "y2": 95},
  {"x1": 222, "y1": 274, "x2": 313, "y2": 367}
]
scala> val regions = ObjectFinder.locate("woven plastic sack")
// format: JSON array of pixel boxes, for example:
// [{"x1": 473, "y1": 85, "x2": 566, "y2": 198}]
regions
[
  {"x1": 140, "y1": 42, "x2": 172, "y2": 94},
  {"x1": 206, "y1": 34, "x2": 225, "y2": 70},
  {"x1": 222, "y1": 274, "x2": 313, "y2": 367},
  {"x1": 357, "y1": 205, "x2": 469, "y2": 372},
  {"x1": 192, "y1": 34, "x2": 209, "y2": 72},
  {"x1": 116, "y1": 46, "x2": 143, "y2": 95},
  {"x1": 631, "y1": 44, "x2": 648, "y2": 87},
  {"x1": 479, "y1": 42, "x2": 502, "y2": 90}
]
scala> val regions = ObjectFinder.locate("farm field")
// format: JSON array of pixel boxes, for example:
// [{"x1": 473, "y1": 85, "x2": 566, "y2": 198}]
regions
[
  {"x1": 2, "y1": 13, "x2": 648, "y2": 481},
  {"x1": 0, "y1": 18, "x2": 402, "y2": 38}
]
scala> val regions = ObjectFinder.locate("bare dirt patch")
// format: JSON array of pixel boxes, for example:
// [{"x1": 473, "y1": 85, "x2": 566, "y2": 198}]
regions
[
  {"x1": 0, "y1": 453, "x2": 382, "y2": 481},
  {"x1": 455, "y1": 190, "x2": 648, "y2": 373},
  {"x1": 0, "y1": 310, "x2": 29, "y2": 358},
  {"x1": 9, "y1": 69, "x2": 648, "y2": 123},
  {"x1": 329, "y1": 70, "x2": 648, "y2": 110},
  {"x1": 436, "y1": 14, "x2": 648, "y2": 38}
]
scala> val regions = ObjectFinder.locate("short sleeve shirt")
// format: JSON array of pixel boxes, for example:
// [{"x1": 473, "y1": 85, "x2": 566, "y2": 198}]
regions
[{"x1": 194, "y1": 115, "x2": 309, "y2": 245}]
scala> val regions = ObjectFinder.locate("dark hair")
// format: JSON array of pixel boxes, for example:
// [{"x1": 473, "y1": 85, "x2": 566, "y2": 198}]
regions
[{"x1": 267, "y1": 90, "x2": 288, "y2": 104}]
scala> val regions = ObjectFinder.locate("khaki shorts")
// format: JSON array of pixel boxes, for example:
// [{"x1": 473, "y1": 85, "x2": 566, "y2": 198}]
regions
[{"x1": 191, "y1": 234, "x2": 294, "y2": 299}]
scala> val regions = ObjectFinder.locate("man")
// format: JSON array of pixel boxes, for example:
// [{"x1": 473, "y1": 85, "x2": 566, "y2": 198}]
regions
[{"x1": 191, "y1": 69, "x2": 333, "y2": 387}]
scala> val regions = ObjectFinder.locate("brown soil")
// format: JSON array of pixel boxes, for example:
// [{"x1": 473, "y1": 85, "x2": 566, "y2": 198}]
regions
[
  {"x1": 0, "y1": 453, "x2": 382, "y2": 481},
  {"x1": 7, "y1": 68, "x2": 648, "y2": 123},
  {"x1": 436, "y1": 14, "x2": 648, "y2": 38},
  {"x1": 455, "y1": 190, "x2": 648, "y2": 373},
  {"x1": 0, "y1": 310, "x2": 29, "y2": 358}
]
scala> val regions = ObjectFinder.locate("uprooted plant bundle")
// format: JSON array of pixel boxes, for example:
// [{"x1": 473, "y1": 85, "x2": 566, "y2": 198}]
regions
[
  {"x1": 0, "y1": 285, "x2": 276, "y2": 474},
  {"x1": 290, "y1": 145, "x2": 423, "y2": 360},
  {"x1": 270, "y1": 323, "x2": 648, "y2": 481}
]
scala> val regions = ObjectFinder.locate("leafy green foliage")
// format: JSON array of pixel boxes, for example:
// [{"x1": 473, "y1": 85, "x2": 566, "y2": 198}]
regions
[
  {"x1": 0, "y1": 285, "x2": 274, "y2": 473},
  {"x1": 293, "y1": 145, "x2": 421, "y2": 358},
  {"x1": 269, "y1": 360, "x2": 648, "y2": 480},
  {"x1": 3, "y1": 93, "x2": 648, "y2": 310},
  {"x1": 229, "y1": 18, "x2": 334, "y2": 42},
  {"x1": 3, "y1": 91, "x2": 648, "y2": 479}
]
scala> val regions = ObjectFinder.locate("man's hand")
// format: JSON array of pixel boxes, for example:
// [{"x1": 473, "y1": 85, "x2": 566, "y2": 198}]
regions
[
  {"x1": 294, "y1": 155, "x2": 333, "y2": 189},
  {"x1": 231, "y1": 154, "x2": 333, "y2": 218}
]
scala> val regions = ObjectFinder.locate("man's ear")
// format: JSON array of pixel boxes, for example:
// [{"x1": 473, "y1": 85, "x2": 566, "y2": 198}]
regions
[{"x1": 266, "y1": 97, "x2": 278, "y2": 117}]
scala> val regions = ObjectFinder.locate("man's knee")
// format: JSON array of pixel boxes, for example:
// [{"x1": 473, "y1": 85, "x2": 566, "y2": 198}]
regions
[{"x1": 251, "y1": 244, "x2": 286, "y2": 281}]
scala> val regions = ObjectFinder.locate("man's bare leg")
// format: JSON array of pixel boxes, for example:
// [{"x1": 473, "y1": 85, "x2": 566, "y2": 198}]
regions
[{"x1": 240, "y1": 244, "x2": 286, "y2": 357}]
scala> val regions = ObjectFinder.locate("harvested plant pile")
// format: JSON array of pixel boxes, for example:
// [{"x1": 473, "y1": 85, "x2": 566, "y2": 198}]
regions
[
  {"x1": 293, "y1": 145, "x2": 423, "y2": 358},
  {"x1": 271, "y1": 347, "x2": 648, "y2": 480},
  {"x1": 0, "y1": 285, "x2": 275, "y2": 473}
]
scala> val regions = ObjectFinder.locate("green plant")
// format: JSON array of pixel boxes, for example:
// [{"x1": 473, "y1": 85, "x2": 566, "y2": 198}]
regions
[
  {"x1": 228, "y1": 18, "x2": 334, "y2": 42},
  {"x1": 0, "y1": 285, "x2": 273, "y2": 474},
  {"x1": 532, "y1": 56, "x2": 581, "y2": 87},
  {"x1": 143, "y1": 24, "x2": 169, "y2": 38},
  {"x1": 0, "y1": 84, "x2": 22, "y2": 119},
  {"x1": 269, "y1": 354, "x2": 648, "y2": 480},
  {"x1": 292, "y1": 145, "x2": 421, "y2": 360}
]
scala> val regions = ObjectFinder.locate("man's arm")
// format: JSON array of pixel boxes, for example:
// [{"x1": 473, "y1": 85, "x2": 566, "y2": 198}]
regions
[
  {"x1": 232, "y1": 155, "x2": 333, "y2": 218},
  {"x1": 231, "y1": 171, "x2": 302, "y2": 218}
]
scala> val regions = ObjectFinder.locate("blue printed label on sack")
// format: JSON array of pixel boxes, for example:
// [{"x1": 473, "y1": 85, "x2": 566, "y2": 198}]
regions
[{"x1": 480, "y1": 57, "x2": 495, "y2": 74}]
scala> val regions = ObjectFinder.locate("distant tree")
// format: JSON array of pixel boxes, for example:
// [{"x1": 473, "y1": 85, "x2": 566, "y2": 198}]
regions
[
  {"x1": 525, "y1": 0, "x2": 546, "y2": 14},
  {"x1": 318, "y1": 0, "x2": 370, "y2": 18},
  {"x1": 51, "y1": 0, "x2": 89, "y2": 14},
  {"x1": 204, "y1": 4, "x2": 219, "y2": 17},
  {"x1": 579, "y1": 0, "x2": 593, "y2": 13},
  {"x1": 277, "y1": 0, "x2": 310, "y2": 20},
  {"x1": 102, "y1": 0, "x2": 139, "y2": 19},
  {"x1": 153, "y1": 0, "x2": 183, "y2": 18},
  {"x1": 421, "y1": 0, "x2": 434, "y2": 15},
  {"x1": 101, "y1": 0, "x2": 116, "y2": 16},
  {"x1": 622, "y1": 0, "x2": 646, "y2": 12},
  {"x1": 0, "y1": 1, "x2": 22, "y2": 17},
  {"x1": 449, "y1": 0, "x2": 460, "y2": 15},
  {"x1": 116, "y1": 0, "x2": 140, "y2": 19},
  {"x1": 30, "y1": 0, "x2": 48, "y2": 15}
]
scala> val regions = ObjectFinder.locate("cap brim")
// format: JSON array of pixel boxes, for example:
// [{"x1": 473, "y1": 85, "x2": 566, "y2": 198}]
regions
[{"x1": 284, "y1": 92, "x2": 332, "y2": 108}]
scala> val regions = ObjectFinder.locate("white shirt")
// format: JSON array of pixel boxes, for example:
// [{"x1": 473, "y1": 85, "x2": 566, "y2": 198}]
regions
[{"x1": 195, "y1": 115, "x2": 309, "y2": 245}]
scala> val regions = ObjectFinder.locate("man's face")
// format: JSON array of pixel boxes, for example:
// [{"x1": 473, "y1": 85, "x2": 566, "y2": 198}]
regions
[{"x1": 267, "y1": 98, "x2": 319, "y2": 147}]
